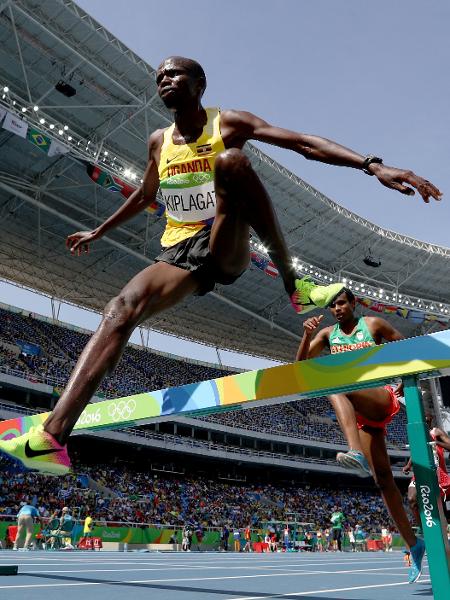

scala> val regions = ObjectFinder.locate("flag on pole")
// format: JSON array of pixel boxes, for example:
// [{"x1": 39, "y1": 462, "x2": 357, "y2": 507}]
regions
[
  {"x1": 27, "y1": 127, "x2": 52, "y2": 153},
  {"x1": 86, "y1": 163, "x2": 165, "y2": 216},
  {"x1": 48, "y1": 138, "x2": 70, "y2": 157}
]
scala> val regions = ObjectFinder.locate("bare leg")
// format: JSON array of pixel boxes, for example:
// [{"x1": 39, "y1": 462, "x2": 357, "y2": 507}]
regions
[
  {"x1": 346, "y1": 387, "x2": 394, "y2": 422},
  {"x1": 407, "y1": 484, "x2": 421, "y2": 526},
  {"x1": 358, "y1": 427, "x2": 416, "y2": 549},
  {"x1": 24, "y1": 522, "x2": 34, "y2": 549},
  {"x1": 328, "y1": 393, "x2": 363, "y2": 451},
  {"x1": 44, "y1": 262, "x2": 199, "y2": 444},
  {"x1": 13, "y1": 521, "x2": 23, "y2": 550},
  {"x1": 211, "y1": 149, "x2": 297, "y2": 294}
]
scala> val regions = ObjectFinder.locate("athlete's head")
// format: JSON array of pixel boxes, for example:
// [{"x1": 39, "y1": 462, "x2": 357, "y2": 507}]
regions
[
  {"x1": 329, "y1": 288, "x2": 356, "y2": 324},
  {"x1": 156, "y1": 56, "x2": 206, "y2": 109}
]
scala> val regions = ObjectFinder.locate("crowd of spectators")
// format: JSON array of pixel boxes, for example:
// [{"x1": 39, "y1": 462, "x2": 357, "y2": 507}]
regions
[
  {"x1": 199, "y1": 400, "x2": 407, "y2": 448},
  {"x1": 0, "y1": 453, "x2": 395, "y2": 536},
  {"x1": 0, "y1": 307, "x2": 229, "y2": 399}
]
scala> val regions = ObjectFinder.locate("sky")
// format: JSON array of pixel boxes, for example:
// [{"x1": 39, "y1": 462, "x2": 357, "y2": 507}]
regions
[{"x1": 2, "y1": 1, "x2": 449, "y2": 370}]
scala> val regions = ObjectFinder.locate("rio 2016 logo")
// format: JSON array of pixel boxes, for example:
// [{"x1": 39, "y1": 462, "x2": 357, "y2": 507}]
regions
[
  {"x1": 78, "y1": 407, "x2": 101, "y2": 426},
  {"x1": 419, "y1": 485, "x2": 437, "y2": 528}
]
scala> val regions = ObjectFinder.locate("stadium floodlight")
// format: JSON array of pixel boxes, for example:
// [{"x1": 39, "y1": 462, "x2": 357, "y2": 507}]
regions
[
  {"x1": 33, "y1": 105, "x2": 39, "y2": 111},
  {"x1": 67, "y1": 136, "x2": 72, "y2": 141},
  {"x1": 104, "y1": 151, "x2": 108, "y2": 156},
  {"x1": 58, "y1": 129, "x2": 63, "y2": 135},
  {"x1": 39, "y1": 118, "x2": 45, "y2": 124},
  {"x1": 21, "y1": 107, "x2": 27, "y2": 113},
  {"x1": 3, "y1": 86, "x2": 9, "y2": 92},
  {"x1": 49, "y1": 124, "x2": 55, "y2": 129},
  {"x1": 63, "y1": 125, "x2": 69, "y2": 131}
]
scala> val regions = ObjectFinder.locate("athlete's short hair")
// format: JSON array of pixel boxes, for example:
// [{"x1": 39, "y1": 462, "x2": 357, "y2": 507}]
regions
[{"x1": 341, "y1": 287, "x2": 355, "y2": 303}]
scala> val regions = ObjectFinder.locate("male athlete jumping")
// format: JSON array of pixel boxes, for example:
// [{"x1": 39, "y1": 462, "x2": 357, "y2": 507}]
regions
[{"x1": 0, "y1": 57, "x2": 441, "y2": 491}]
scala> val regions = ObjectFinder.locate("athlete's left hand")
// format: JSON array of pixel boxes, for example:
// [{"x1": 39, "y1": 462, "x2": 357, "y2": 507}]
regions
[{"x1": 372, "y1": 165, "x2": 442, "y2": 204}]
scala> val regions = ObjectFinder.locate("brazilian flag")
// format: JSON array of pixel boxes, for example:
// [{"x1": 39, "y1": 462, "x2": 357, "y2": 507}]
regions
[{"x1": 27, "y1": 127, "x2": 51, "y2": 153}]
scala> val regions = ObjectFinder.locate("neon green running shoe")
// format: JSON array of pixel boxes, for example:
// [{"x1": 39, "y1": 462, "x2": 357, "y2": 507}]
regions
[
  {"x1": 0, "y1": 425, "x2": 71, "y2": 476},
  {"x1": 290, "y1": 277, "x2": 345, "y2": 314}
]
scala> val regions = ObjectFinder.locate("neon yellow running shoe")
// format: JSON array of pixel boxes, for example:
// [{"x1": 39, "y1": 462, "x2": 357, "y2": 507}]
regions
[
  {"x1": 0, "y1": 425, "x2": 71, "y2": 476},
  {"x1": 290, "y1": 277, "x2": 345, "y2": 314}
]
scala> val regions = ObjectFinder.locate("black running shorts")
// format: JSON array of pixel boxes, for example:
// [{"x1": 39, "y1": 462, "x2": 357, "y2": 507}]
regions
[{"x1": 154, "y1": 226, "x2": 244, "y2": 295}]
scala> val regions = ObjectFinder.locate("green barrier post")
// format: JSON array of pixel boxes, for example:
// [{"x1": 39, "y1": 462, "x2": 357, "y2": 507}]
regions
[{"x1": 404, "y1": 375, "x2": 450, "y2": 599}]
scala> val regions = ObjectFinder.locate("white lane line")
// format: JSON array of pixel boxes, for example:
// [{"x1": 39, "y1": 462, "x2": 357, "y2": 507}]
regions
[
  {"x1": 227, "y1": 579, "x2": 432, "y2": 599},
  {"x1": 0, "y1": 558, "x2": 412, "y2": 570},
  {"x1": 0, "y1": 565, "x2": 427, "y2": 588}
]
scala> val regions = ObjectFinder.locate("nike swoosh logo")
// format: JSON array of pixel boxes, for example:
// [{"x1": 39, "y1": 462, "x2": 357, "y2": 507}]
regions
[
  {"x1": 24, "y1": 441, "x2": 62, "y2": 459},
  {"x1": 166, "y1": 153, "x2": 184, "y2": 164}
]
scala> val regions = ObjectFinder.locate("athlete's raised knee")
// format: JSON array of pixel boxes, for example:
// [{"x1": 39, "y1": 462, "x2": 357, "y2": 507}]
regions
[{"x1": 215, "y1": 148, "x2": 251, "y2": 180}]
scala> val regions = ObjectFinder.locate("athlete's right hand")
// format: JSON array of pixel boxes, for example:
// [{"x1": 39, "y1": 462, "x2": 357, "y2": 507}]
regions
[
  {"x1": 66, "y1": 229, "x2": 101, "y2": 255},
  {"x1": 303, "y1": 314, "x2": 324, "y2": 335}
]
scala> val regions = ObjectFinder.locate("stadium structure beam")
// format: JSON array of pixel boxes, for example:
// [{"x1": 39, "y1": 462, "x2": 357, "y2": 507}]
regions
[
  {"x1": 7, "y1": 6, "x2": 32, "y2": 103},
  {"x1": 0, "y1": 180, "x2": 299, "y2": 342},
  {"x1": 12, "y1": 3, "x2": 146, "y2": 105},
  {"x1": 1, "y1": 332, "x2": 450, "y2": 596}
]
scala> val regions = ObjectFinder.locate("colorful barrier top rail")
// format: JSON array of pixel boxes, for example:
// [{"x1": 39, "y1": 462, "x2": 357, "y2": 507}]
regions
[{"x1": 1, "y1": 329, "x2": 449, "y2": 440}]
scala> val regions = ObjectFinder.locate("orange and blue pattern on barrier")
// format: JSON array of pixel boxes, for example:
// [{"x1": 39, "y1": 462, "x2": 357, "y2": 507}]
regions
[{"x1": 1, "y1": 329, "x2": 450, "y2": 439}]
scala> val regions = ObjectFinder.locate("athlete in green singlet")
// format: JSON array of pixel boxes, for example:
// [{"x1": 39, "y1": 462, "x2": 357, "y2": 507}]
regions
[{"x1": 296, "y1": 288, "x2": 425, "y2": 583}]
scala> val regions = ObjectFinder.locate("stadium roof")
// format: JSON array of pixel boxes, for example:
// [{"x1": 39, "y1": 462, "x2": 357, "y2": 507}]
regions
[{"x1": 0, "y1": 0, "x2": 449, "y2": 362}]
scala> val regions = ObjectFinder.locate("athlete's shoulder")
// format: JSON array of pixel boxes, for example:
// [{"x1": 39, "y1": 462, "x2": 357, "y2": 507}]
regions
[
  {"x1": 362, "y1": 315, "x2": 388, "y2": 328},
  {"x1": 148, "y1": 128, "x2": 167, "y2": 160},
  {"x1": 149, "y1": 128, "x2": 166, "y2": 148},
  {"x1": 220, "y1": 109, "x2": 261, "y2": 134},
  {"x1": 319, "y1": 324, "x2": 335, "y2": 340}
]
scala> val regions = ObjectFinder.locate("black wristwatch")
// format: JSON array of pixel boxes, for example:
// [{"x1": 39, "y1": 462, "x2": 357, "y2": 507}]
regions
[{"x1": 362, "y1": 155, "x2": 383, "y2": 175}]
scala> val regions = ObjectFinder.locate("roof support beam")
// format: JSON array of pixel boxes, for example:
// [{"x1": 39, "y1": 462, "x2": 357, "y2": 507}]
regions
[{"x1": 8, "y1": 4, "x2": 32, "y2": 103}]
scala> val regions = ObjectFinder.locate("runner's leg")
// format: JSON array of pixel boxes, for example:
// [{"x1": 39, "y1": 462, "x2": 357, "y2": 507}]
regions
[
  {"x1": 328, "y1": 393, "x2": 363, "y2": 451},
  {"x1": 210, "y1": 149, "x2": 297, "y2": 294},
  {"x1": 358, "y1": 426, "x2": 416, "y2": 548},
  {"x1": 44, "y1": 262, "x2": 199, "y2": 444},
  {"x1": 346, "y1": 387, "x2": 394, "y2": 422}
]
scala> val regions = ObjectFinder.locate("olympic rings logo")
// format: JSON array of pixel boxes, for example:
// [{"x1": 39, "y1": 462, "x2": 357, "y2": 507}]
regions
[{"x1": 107, "y1": 399, "x2": 137, "y2": 422}]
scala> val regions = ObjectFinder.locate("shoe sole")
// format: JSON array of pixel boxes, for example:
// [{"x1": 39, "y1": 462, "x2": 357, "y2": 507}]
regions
[
  {"x1": 0, "y1": 446, "x2": 70, "y2": 477},
  {"x1": 336, "y1": 453, "x2": 371, "y2": 477}
]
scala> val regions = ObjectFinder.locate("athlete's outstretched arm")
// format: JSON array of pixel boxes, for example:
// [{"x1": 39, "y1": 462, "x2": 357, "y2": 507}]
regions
[
  {"x1": 66, "y1": 131, "x2": 162, "y2": 255},
  {"x1": 221, "y1": 110, "x2": 442, "y2": 204}
]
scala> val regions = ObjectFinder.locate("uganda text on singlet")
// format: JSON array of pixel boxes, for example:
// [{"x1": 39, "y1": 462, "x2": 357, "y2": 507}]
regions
[
  {"x1": 328, "y1": 316, "x2": 376, "y2": 354},
  {"x1": 158, "y1": 107, "x2": 225, "y2": 248}
]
